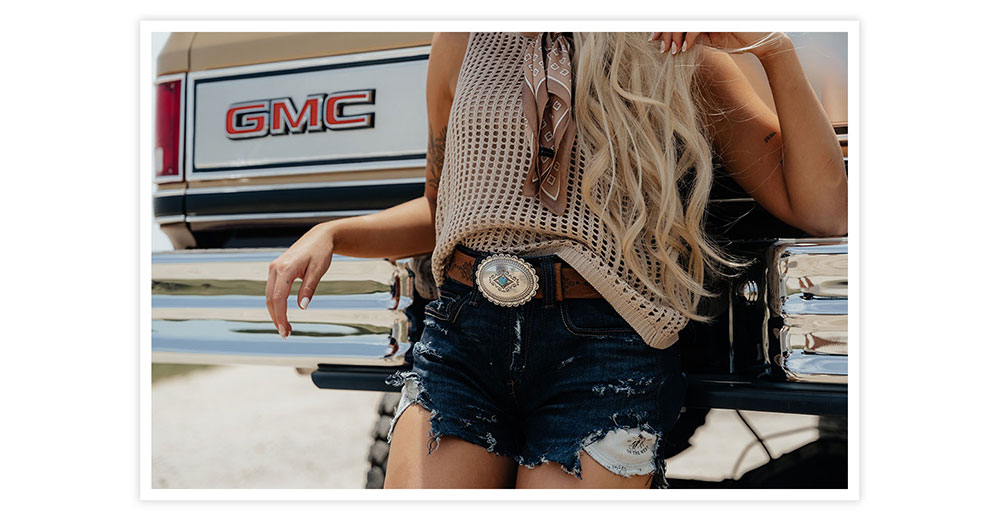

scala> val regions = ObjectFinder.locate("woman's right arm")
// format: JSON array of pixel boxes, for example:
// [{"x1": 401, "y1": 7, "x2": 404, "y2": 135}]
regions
[{"x1": 264, "y1": 32, "x2": 466, "y2": 337}]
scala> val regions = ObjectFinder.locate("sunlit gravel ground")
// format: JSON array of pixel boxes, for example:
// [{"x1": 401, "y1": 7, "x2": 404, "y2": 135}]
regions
[{"x1": 152, "y1": 365, "x2": 818, "y2": 488}]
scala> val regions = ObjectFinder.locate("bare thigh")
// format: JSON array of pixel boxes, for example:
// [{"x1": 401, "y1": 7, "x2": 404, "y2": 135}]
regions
[
  {"x1": 514, "y1": 451, "x2": 655, "y2": 489},
  {"x1": 383, "y1": 402, "x2": 518, "y2": 488}
]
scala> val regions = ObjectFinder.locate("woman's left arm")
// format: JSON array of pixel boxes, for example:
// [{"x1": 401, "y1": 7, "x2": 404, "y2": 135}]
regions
[{"x1": 668, "y1": 32, "x2": 848, "y2": 237}]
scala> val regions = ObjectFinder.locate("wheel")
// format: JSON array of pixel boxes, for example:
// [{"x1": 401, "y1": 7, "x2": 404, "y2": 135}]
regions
[{"x1": 364, "y1": 392, "x2": 400, "y2": 489}]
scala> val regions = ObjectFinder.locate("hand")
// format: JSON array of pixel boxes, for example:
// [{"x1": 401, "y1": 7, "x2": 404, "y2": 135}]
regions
[
  {"x1": 649, "y1": 32, "x2": 791, "y2": 60},
  {"x1": 265, "y1": 222, "x2": 336, "y2": 338}
]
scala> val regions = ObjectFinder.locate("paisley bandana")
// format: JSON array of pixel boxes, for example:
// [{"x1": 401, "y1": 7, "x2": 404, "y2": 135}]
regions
[{"x1": 521, "y1": 32, "x2": 576, "y2": 216}]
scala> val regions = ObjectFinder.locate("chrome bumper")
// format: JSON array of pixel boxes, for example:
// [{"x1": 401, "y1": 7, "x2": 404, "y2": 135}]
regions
[
  {"x1": 152, "y1": 249, "x2": 414, "y2": 369},
  {"x1": 764, "y1": 239, "x2": 848, "y2": 383}
]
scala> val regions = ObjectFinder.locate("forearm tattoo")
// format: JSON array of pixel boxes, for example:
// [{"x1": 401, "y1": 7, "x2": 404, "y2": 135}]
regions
[{"x1": 425, "y1": 123, "x2": 448, "y2": 200}]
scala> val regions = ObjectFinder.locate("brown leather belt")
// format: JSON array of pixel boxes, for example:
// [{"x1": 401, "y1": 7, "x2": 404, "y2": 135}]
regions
[{"x1": 445, "y1": 249, "x2": 603, "y2": 300}]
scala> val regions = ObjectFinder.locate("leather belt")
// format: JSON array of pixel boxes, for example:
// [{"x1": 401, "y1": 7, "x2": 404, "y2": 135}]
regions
[{"x1": 445, "y1": 248, "x2": 603, "y2": 301}]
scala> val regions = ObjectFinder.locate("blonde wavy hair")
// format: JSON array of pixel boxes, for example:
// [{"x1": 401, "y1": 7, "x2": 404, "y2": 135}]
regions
[{"x1": 571, "y1": 32, "x2": 770, "y2": 322}]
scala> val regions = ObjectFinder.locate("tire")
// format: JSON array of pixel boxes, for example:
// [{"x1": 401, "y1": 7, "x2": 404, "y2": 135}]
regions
[{"x1": 364, "y1": 392, "x2": 400, "y2": 489}]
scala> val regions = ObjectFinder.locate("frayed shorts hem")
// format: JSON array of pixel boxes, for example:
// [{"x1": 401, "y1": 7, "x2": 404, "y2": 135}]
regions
[{"x1": 385, "y1": 370, "x2": 669, "y2": 482}]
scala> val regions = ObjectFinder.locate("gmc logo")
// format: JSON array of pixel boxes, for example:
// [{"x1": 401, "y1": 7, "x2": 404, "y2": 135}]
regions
[{"x1": 225, "y1": 89, "x2": 375, "y2": 140}]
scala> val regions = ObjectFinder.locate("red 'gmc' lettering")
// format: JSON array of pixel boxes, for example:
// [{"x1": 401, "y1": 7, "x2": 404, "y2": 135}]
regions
[
  {"x1": 225, "y1": 89, "x2": 375, "y2": 140},
  {"x1": 270, "y1": 95, "x2": 324, "y2": 135},
  {"x1": 225, "y1": 102, "x2": 269, "y2": 139}
]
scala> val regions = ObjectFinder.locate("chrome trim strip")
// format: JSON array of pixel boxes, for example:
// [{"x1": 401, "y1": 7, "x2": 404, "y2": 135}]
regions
[
  {"x1": 151, "y1": 351, "x2": 403, "y2": 369},
  {"x1": 184, "y1": 209, "x2": 381, "y2": 223},
  {"x1": 183, "y1": 159, "x2": 427, "y2": 182},
  {"x1": 154, "y1": 72, "x2": 185, "y2": 85},
  {"x1": 152, "y1": 248, "x2": 413, "y2": 265},
  {"x1": 183, "y1": 177, "x2": 426, "y2": 195},
  {"x1": 154, "y1": 214, "x2": 185, "y2": 225},
  {"x1": 153, "y1": 189, "x2": 185, "y2": 198}
]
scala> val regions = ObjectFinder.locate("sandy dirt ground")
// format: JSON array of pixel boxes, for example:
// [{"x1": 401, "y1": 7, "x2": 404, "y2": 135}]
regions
[
  {"x1": 152, "y1": 365, "x2": 818, "y2": 488},
  {"x1": 152, "y1": 365, "x2": 381, "y2": 488}
]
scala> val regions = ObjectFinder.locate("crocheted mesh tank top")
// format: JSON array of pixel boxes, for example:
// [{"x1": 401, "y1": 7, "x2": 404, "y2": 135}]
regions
[{"x1": 431, "y1": 31, "x2": 687, "y2": 349}]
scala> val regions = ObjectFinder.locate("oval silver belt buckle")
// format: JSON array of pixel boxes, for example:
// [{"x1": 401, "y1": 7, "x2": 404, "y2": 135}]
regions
[{"x1": 474, "y1": 253, "x2": 540, "y2": 307}]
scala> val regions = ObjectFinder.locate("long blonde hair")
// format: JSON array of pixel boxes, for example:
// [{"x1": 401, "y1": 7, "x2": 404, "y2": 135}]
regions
[{"x1": 572, "y1": 32, "x2": 755, "y2": 322}]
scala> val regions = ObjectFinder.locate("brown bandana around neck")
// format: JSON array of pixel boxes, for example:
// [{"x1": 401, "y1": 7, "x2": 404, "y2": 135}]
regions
[{"x1": 521, "y1": 32, "x2": 576, "y2": 216}]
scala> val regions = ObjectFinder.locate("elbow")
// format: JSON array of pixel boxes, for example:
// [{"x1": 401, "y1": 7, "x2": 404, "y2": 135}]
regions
[
  {"x1": 801, "y1": 211, "x2": 848, "y2": 237},
  {"x1": 792, "y1": 175, "x2": 849, "y2": 238},
  {"x1": 806, "y1": 221, "x2": 847, "y2": 238}
]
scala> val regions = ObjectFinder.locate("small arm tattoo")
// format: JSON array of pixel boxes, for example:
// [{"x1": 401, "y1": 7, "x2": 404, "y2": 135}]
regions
[
  {"x1": 425, "y1": 123, "x2": 448, "y2": 200},
  {"x1": 764, "y1": 131, "x2": 777, "y2": 143}
]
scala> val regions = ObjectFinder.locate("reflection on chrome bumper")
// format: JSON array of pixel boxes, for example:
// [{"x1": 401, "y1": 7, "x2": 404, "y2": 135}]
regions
[
  {"x1": 152, "y1": 249, "x2": 413, "y2": 369},
  {"x1": 765, "y1": 239, "x2": 848, "y2": 383}
]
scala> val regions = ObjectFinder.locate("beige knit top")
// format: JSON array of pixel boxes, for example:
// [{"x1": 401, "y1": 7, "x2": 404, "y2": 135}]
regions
[{"x1": 431, "y1": 31, "x2": 687, "y2": 349}]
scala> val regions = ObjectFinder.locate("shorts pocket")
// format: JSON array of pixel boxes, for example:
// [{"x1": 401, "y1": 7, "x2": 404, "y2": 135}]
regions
[
  {"x1": 423, "y1": 277, "x2": 476, "y2": 324},
  {"x1": 558, "y1": 297, "x2": 639, "y2": 337}
]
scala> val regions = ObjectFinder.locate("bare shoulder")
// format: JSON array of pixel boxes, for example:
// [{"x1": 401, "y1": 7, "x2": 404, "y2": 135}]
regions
[{"x1": 428, "y1": 32, "x2": 471, "y2": 99}]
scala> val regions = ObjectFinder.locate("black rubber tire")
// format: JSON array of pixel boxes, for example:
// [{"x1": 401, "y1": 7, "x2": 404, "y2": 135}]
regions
[{"x1": 364, "y1": 392, "x2": 400, "y2": 489}]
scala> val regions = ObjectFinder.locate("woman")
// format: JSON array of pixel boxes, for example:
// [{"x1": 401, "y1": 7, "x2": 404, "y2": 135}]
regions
[{"x1": 264, "y1": 31, "x2": 847, "y2": 489}]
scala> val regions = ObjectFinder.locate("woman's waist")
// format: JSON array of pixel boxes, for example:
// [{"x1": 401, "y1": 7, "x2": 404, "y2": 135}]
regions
[{"x1": 442, "y1": 242, "x2": 603, "y2": 304}]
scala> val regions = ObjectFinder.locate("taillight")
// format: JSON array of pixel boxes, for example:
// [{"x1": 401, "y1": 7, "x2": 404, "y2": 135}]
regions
[{"x1": 154, "y1": 77, "x2": 183, "y2": 181}]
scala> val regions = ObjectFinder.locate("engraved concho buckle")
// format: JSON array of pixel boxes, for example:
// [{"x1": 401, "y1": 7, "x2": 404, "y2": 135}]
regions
[{"x1": 474, "y1": 253, "x2": 540, "y2": 307}]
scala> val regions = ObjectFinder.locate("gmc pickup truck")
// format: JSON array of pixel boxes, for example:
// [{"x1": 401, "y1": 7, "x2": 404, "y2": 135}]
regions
[{"x1": 152, "y1": 31, "x2": 849, "y2": 488}]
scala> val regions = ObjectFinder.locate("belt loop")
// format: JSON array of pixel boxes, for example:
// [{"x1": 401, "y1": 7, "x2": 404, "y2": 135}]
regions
[
  {"x1": 445, "y1": 251, "x2": 456, "y2": 279},
  {"x1": 466, "y1": 251, "x2": 484, "y2": 305},
  {"x1": 539, "y1": 257, "x2": 557, "y2": 309}
]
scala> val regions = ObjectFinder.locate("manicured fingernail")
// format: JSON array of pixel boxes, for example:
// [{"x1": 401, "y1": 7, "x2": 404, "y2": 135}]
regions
[
  {"x1": 299, "y1": 297, "x2": 310, "y2": 310},
  {"x1": 660, "y1": 40, "x2": 666, "y2": 53},
  {"x1": 681, "y1": 40, "x2": 687, "y2": 52},
  {"x1": 670, "y1": 41, "x2": 678, "y2": 55},
  {"x1": 278, "y1": 325, "x2": 287, "y2": 338},
  {"x1": 648, "y1": 32, "x2": 654, "y2": 41}
]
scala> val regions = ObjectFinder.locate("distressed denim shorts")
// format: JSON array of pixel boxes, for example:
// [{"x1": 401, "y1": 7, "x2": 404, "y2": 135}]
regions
[{"x1": 385, "y1": 244, "x2": 688, "y2": 482}]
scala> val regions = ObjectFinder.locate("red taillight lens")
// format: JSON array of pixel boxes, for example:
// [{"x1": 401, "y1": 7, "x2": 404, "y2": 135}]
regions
[{"x1": 154, "y1": 79, "x2": 182, "y2": 180}]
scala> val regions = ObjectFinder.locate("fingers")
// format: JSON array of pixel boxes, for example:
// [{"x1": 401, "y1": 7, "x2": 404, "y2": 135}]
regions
[
  {"x1": 267, "y1": 258, "x2": 295, "y2": 339},
  {"x1": 272, "y1": 267, "x2": 294, "y2": 339},
  {"x1": 653, "y1": 32, "x2": 670, "y2": 53},
  {"x1": 650, "y1": 32, "x2": 696, "y2": 55},
  {"x1": 265, "y1": 262, "x2": 278, "y2": 333},
  {"x1": 296, "y1": 257, "x2": 328, "y2": 311},
  {"x1": 683, "y1": 32, "x2": 701, "y2": 53},
  {"x1": 669, "y1": 32, "x2": 685, "y2": 55}
]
